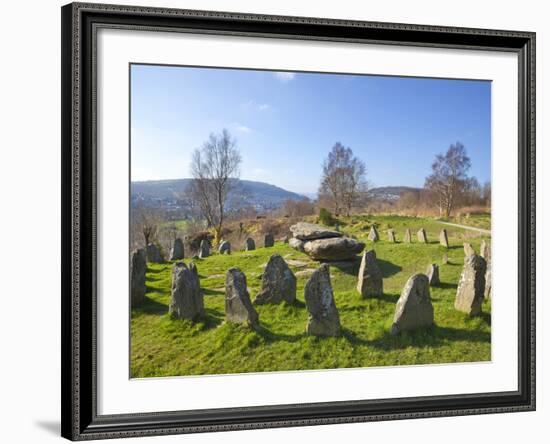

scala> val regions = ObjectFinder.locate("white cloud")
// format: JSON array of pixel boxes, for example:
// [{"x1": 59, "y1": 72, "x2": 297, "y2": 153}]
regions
[
  {"x1": 235, "y1": 124, "x2": 252, "y2": 133},
  {"x1": 274, "y1": 72, "x2": 296, "y2": 82},
  {"x1": 258, "y1": 103, "x2": 270, "y2": 111},
  {"x1": 251, "y1": 168, "x2": 270, "y2": 180}
]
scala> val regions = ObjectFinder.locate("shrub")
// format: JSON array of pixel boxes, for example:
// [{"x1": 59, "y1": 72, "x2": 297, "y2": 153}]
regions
[{"x1": 319, "y1": 208, "x2": 335, "y2": 226}]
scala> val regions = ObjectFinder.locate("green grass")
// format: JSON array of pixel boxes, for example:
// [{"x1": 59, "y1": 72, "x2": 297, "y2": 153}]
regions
[
  {"x1": 131, "y1": 215, "x2": 491, "y2": 378},
  {"x1": 443, "y1": 213, "x2": 492, "y2": 231}
]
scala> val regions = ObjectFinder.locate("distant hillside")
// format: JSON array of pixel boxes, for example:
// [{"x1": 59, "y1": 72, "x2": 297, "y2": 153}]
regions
[
  {"x1": 131, "y1": 178, "x2": 308, "y2": 214},
  {"x1": 367, "y1": 186, "x2": 422, "y2": 202}
]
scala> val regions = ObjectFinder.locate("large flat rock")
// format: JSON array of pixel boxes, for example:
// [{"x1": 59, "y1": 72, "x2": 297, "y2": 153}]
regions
[
  {"x1": 290, "y1": 222, "x2": 342, "y2": 241},
  {"x1": 303, "y1": 237, "x2": 365, "y2": 261}
]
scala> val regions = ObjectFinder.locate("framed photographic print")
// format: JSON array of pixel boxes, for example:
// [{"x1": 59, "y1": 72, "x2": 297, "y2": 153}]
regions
[{"x1": 61, "y1": 2, "x2": 536, "y2": 440}]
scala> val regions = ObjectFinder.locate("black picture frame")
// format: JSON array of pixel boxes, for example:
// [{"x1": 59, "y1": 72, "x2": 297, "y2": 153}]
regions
[{"x1": 61, "y1": 2, "x2": 536, "y2": 440}]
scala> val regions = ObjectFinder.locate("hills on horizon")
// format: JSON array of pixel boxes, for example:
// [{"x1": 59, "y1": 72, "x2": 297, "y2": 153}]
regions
[{"x1": 131, "y1": 178, "x2": 421, "y2": 213}]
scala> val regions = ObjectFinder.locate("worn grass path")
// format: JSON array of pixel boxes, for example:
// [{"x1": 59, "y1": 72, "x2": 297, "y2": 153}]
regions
[{"x1": 131, "y1": 215, "x2": 491, "y2": 378}]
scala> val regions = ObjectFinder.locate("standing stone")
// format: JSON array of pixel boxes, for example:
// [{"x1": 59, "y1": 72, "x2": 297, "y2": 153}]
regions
[
  {"x1": 439, "y1": 229, "x2": 449, "y2": 248},
  {"x1": 254, "y1": 254, "x2": 297, "y2": 304},
  {"x1": 387, "y1": 229, "x2": 396, "y2": 243},
  {"x1": 455, "y1": 255, "x2": 487, "y2": 316},
  {"x1": 391, "y1": 274, "x2": 434, "y2": 335},
  {"x1": 480, "y1": 239, "x2": 491, "y2": 260},
  {"x1": 225, "y1": 268, "x2": 259, "y2": 328},
  {"x1": 169, "y1": 262, "x2": 204, "y2": 320},
  {"x1": 304, "y1": 264, "x2": 341, "y2": 337},
  {"x1": 130, "y1": 248, "x2": 147, "y2": 306},
  {"x1": 426, "y1": 263, "x2": 440, "y2": 286},
  {"x1": 404, "y1": 229, "x2": 412, "y2": 243},
  {"x1": 146, "y1": 243, "x2": 164, "y2": 263},
  {"x1": 463, "y1": 242, "x2": 476, "y2": 257},
  {"x1": 368, "y1": 225, "x2": 379, "y2": 242},
  {"x1": 219, "y1": 240, "x2": 231, "y2": 255},
  {"x1": 417, "y1": 228, "x2": 428, "y2": 243},
  {"x1": 264, "y1": 233, "x2": 275, "y2": 248},
  {"x1": 170, "y1": 238, "x2": 185, "y2": 260},
  {"x1": 199, "y1": 239, "x2": 210, "y2": 258},
  {"x1": 356, "y1": 250, "x2": 383, "y2": 297},
  {"x1": 442, "y1": 253, "x2": 449, "y2": 265},
  {"x1": 484, "y1": 262, "x2": 492, "y2": 299},
  {"x1": 244, "y1": 237, "x2": 256, "y2": 251}
]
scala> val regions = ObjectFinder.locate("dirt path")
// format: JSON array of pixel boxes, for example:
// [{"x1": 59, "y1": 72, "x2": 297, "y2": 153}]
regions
[{"x1": 437, "y1": 221, "x2": 491, "y2": 235}]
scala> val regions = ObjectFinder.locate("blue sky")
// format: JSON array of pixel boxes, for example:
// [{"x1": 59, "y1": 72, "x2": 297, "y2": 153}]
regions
[{"x1": 131, "y1": 64, "x2": 491, "y2": 195}]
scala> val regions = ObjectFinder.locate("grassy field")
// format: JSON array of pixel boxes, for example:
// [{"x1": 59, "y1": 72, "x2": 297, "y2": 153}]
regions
[{"x1": 131, "y1": 215, "x2": 491, "y2": 378}]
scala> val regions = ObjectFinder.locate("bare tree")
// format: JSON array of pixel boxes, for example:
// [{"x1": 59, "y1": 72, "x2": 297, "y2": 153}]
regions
[
  {"x1": 132, "y1": 206, "x2": 162, "y2": 247},
  {"x1": 318, "y1": 142, "x2": 367, "y2": 216},
  {"x1": 425, "y1": 142, "x2": 471, "y2": 217},
  {"x1": 189, "y1": 129, "x2": 242, "y2": 244}
]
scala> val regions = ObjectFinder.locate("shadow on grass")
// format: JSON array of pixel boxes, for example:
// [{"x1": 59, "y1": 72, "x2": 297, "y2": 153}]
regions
[
  {"x1": 133, "y1": 296, "x2": 168, "y2": 315},
  {"x1": 362, "y1": 324, "x2": 491, "y2": 351},
  {"x1": 433, "y1": 281, "x2": 458, "y2": 290},
  {"x1": 202, "y1": 288, "x2": 224, "y2": 296},
  {"x1": 378, "y1": 259, "x2": 402, "y2": 278},
  {"x1": 254, "y1": 324, "x2": 306, "y2": 343}
]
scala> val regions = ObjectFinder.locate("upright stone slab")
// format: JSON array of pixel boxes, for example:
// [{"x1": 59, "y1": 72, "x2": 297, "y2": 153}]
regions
[
  {"x1": 484, "y1": 262, "x2": 492, "y2": 299},
  {"x1": 426, "y1": 263, "x2": 440, "y2": 286},
  {"x1": 130, "y1": 248, "x2": 147, "y2": 306},
  {"x1": 455, "y1": 255, "x2": 487, "y2": 316},
  {"x1": 304, "y1": 264, "x2": 341, "y2": 337},
  {"x1": 244, "y1": 237, "x2": 256, "y2": 251},
  {"x1": 417, "y1": 228, "x2": 428, "y2": 243},
  {"x1": 368, "y1": 226, "x2": 379, "y2": 242},
  {"x1": 170, "y1": 238, "x2": 185, "y2": 260},
  {"x1": 391, "y1": 274, "x2": 434, "y2": 335},
  {"x1": 463, "y1": 242, "x2": 476, "y2": 257},
  {"x1": 198, "y1": 239, "x2": 210, "y2": 258},
  {"x1": 480, "y1": 239, "x2": 491, "y2": 260},
  {"x1": 404, "y1": 229, "x2": 412, "y2": 243},
  {"x1": 264, "y1": 233, "x2": 275, "y2": 248},
  {"x1": 356, "y1": 250, "x2": 383, "y2": 297},
  {"x1": 146, "y1": 243, "x2": 164, "y2": 263},
  {"x1": 387, "y1": 229, "x2": 396, "y2": 243},
  {"x1": 254, "y1": 254, "x2": 297, "y2": 304},
  {"x1": 169, "y1": 262, "x2": 204, "y2": 320},
  {"x1": 225, "y1": 268, "x2": 259, "y2": 328},
  {"x1": 219, "y1": 240, "x2": 231, "y2": 255},
  {"x1": 480, "y1": 240, "x2": 491, "y2": 299},
  {"x1": 439, "y1": 229, "x2": 449, "y2": 248},
  {"x1": 442, "y1": 253, "x2": 449, "y2": 265}
]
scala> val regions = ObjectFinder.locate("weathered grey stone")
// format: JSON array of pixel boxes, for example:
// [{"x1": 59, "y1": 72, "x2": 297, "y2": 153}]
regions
[
  {"x1": 368, "y1": 226, "x2": 379, "y2": 242},
  {"x1": 170, "y1": 238, "x2": 185, "y2": 260},
  {"x1": 146, "y1": 243, "x2": 164, "y2": 263},
  {"x1": 404, "y1": 229, "x2": 412, "y2": 243},
  {"x1": 225, "y1": 268, "x2": 259, "y2": 328},
  {"x1": 219, "y1": 240, "x2": 231, "y2": 255},
  {"x1": 130, "y1": 248, "x2": 147, "y2": 306},
  {"x1": 391, "y1": 274, "x2": 434, "y2": 335},
  {"x1": 254, "y1": 254, "x2": 296, "y2": 304},
  {"x1": 303, "y1": 237, "x2": 365, "y2": 261},
  {"x1": 426, "y1": 263, "x2": 440, "y2": 286},
  {"x1": 169, "y1": 262, "x2": 204, "y2": 320},
  {"x1": 304, "y1": 264, "x2": 341, "y2": 337},
  {"x1": 290, "y1": 222, "x2": 342, "y2": 241},
  {"x1": 244, "y1": 237, "x2": 255, "y2": 251},
  {"x1": 356, "y1": 250, "x2": 383, "y2": 297},
  {"x1": 289, "y1": 237, "x2": 305, "y2": 252},
  {"x1": 264, "y1": 233, "x2": 275, "y2": 248},
  {"x1": 387, "y1": 229, "x2": 396, "y2": 243},
  {"x1": 480, "y1": 239, "x2": 491, "y2": 260},
  {"x1": 439, "y1": 229, "x2": 449, "y2": 248},
  {"x1": 198, "y1": 239, "x2": 210, "y2": 258},
  {"x1": 417, "y1": 228, "x2": 428, "y2": 243},
  {"x1": 455, "y1": 255, "x2": 487, "y2": 316},
  {"x1": 484, "y1": 261, "x2": 492, "y2": 299},
  {"x1": 442, "y1": 253, "x2": 449, "y2": 265},
  {"x1": 463, "y1": 242, "x2": 476, "y2": 257}
]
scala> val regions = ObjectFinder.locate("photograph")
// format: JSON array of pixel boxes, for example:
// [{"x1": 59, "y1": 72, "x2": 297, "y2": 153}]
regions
[{"x1": 129, "y1": 64, "x2": 493, "y2": 378}]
